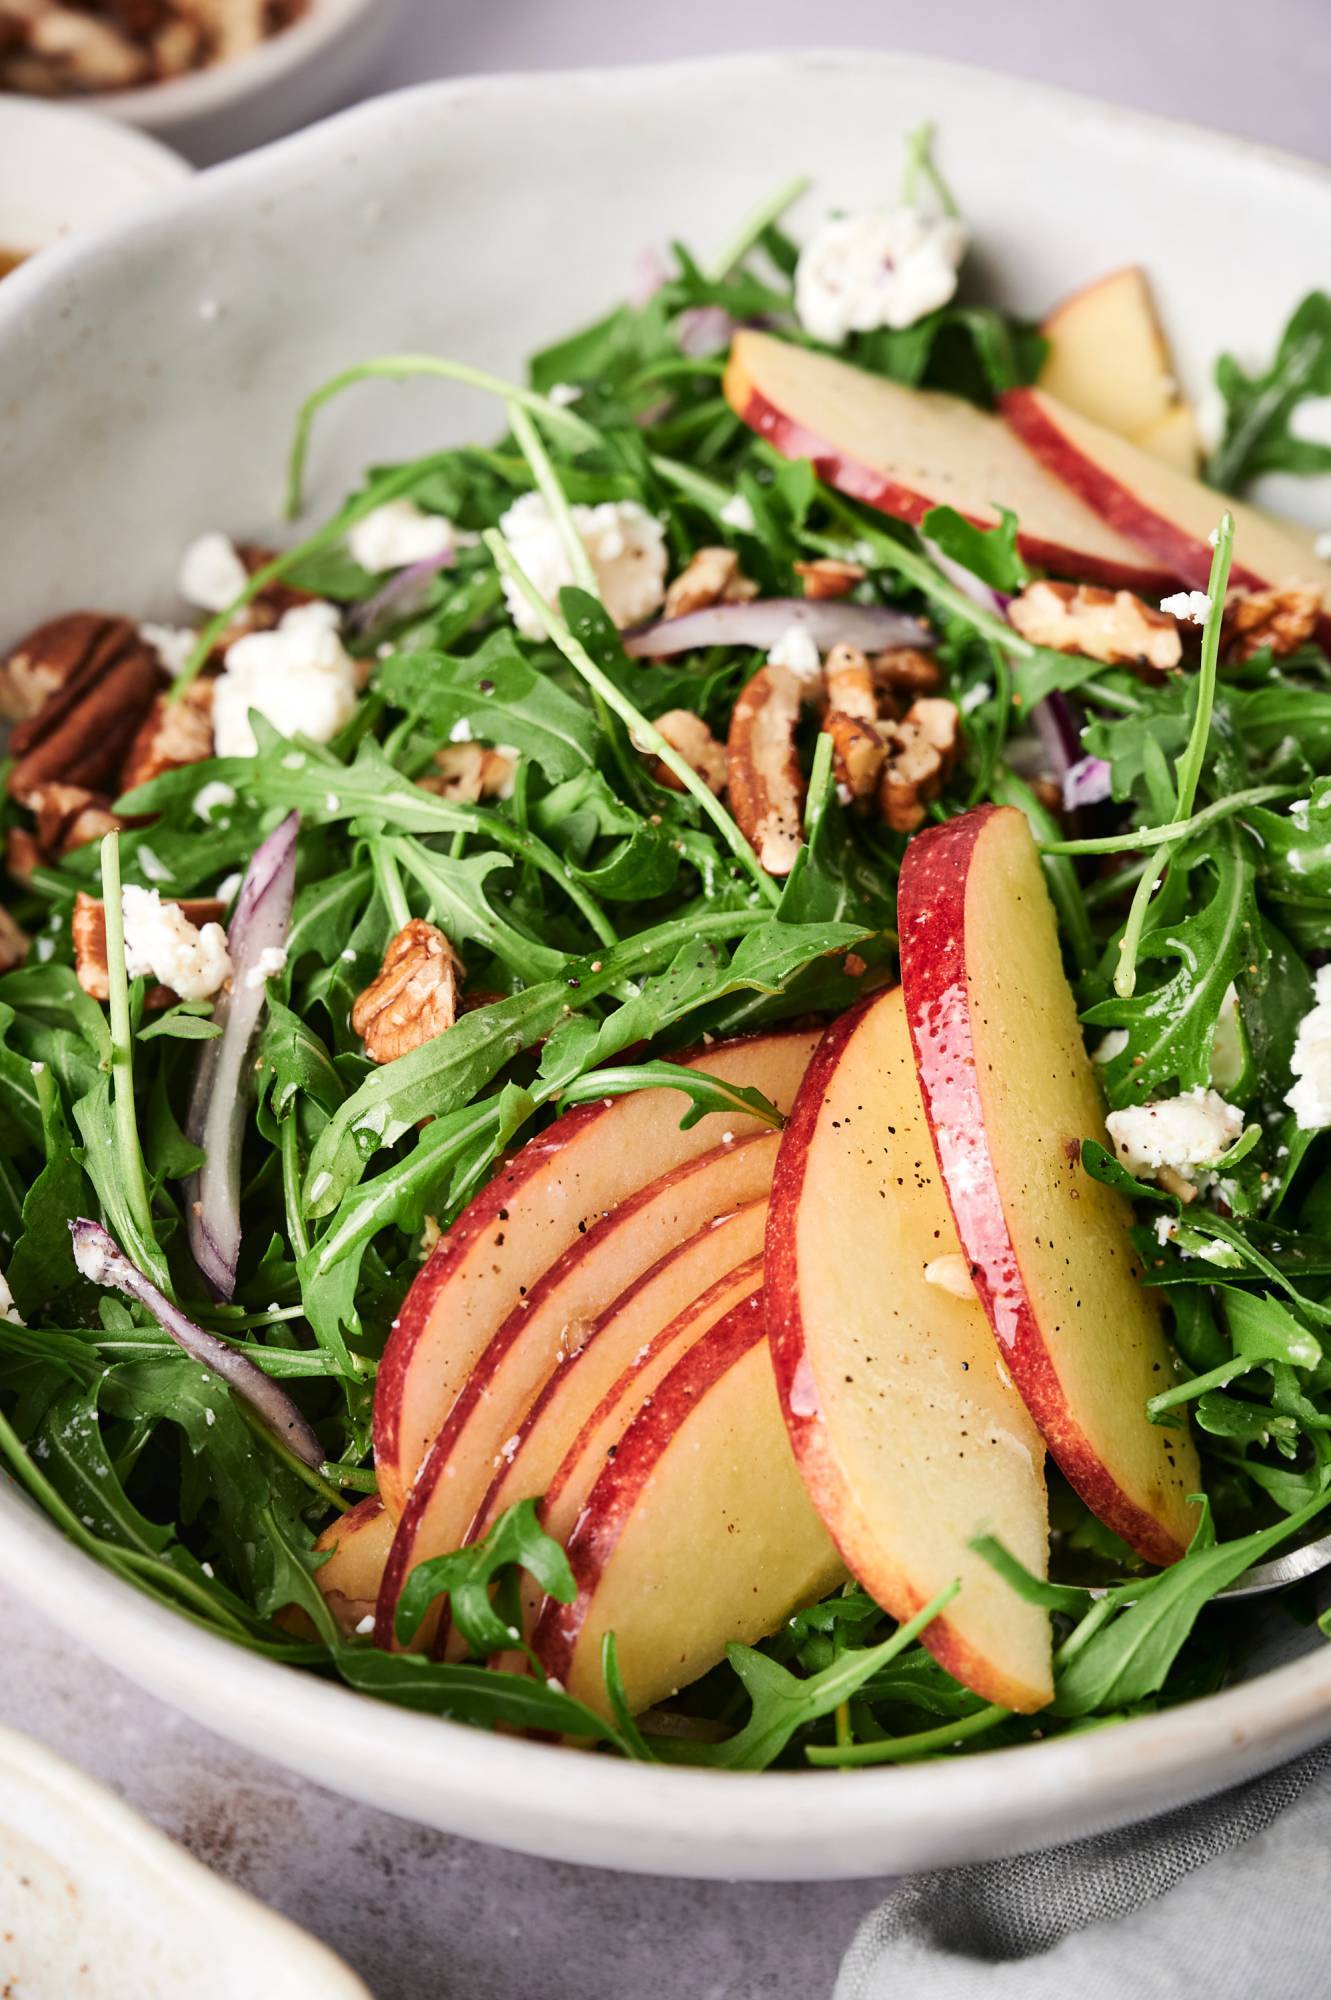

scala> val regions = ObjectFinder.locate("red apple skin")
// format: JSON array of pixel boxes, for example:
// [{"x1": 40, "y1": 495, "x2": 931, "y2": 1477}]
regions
[
  {"x1": 725, "y1": 359, "x2": 1174, "y2": 597},
  {"x1": 532, "y1": 1291, "x2": 768, "y2": 1691},
  {"x1": 897, "y1": 804, "x2": 1194, "y2": 1568}
]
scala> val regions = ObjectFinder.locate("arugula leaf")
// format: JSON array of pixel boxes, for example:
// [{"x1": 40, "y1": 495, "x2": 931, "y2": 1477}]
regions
[
  {"x1": 376, "y1": 634, "x2": 597, "y2": 782},
  {"x1": 920, "y1": 504, "x2": 1029, "y2": 591},
  {"x1": 1206, "y1": 291, "x2": 1331, "y2": 490},
  {"x1": 394, "y1": 1496, "x2": 574, "y2": 1654}
]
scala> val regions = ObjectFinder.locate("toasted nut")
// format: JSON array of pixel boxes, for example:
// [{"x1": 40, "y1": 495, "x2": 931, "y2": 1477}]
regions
[
  {"x1": 646, "y1": 709, "x2": 727, "y2": 795},
  {"x1": 26, "y1": 6, "x2": 151, "y2": 89},
  {"x1": 905, "y1": 697, "x2": 963, "y2": 785},
  {"x1": 726, "y1": 663, "x2": 808, "y2": 876},
  {"x1": 1, "y1": 611, "x2": 129, "y2": 725},
  {"x1": 72, "y1": 889, "x2": 225, "y2": 1007},
  {"x1": 663, "y1": 546, "x2": 758, "y2": 619},
  {"x1": 120, "y1": 680, "x2": 215, "y2": 794},
  {"x1": 352, "y1": 919, "x2": 464, "y2": 1064},
  {"x1": 0, "y1": 905, "x2": 29, "y2": 975},
  {"x1": 878, "y1": 699, "x2": 962, "y2": 834},
  {"x1": 30, "y1": 782, "x2": 122, "y2": 859},
  {"x1": 1222, "y1": 580, "x2": 1323, "y2": 664},
  {"x1": 6, "y1": 615, "x2": 163, "y2": 803},
  {"x1": 822, "y1": 642, "x2": 878, "y2": 723},
  {"x1": 1008, "y1": 580, "x2": 1182, "y2": 673},
  {"x1": 1157, "y1": 1165, "x2": 1198, "y2": 1205},
  {"x1": 872, "y1": 646, "x2": 942, "y2": 696},
  {"x1": 794, "y1": 557, "x2": 866, "y2": 600},
  {"x1": 822, "y1": 710, "x2": 886, "y2": 800},
  {"x1": 5, "y1": 828, "x2": 41, "y2": 887},
  {"x1": 420, "y1": 743, "x2": 517, "y2": 804}
]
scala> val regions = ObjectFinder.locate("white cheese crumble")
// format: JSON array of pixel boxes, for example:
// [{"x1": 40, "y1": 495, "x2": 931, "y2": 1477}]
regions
[
  {"x1": 923, "y1": 1254, "x2": 977, "y2": 1301},
  {"x1": 347, "y1": 499, "x2": 455, "y2": 574},
  {"x1": 121, "y1": 886, "x2": 232, "y2": 1001},
  {"x1": 1092, "y1": 1029, "x2": 1129, "y2": 1064},
  {"x1": 216, "y1": 873, "x2": 242, "y2": 903},
  {"x1": 1286, "y1": 964, "x2": 1331, "y2": 1130},
  {"x1": 193, "y1": 780, "x2": 237, "y2": 823},
  {"x1": 960, "y1": 681, "x2": 993, "y2": 715},
  {"x1": 355, "y1": 1613, "x2": 376, "y2": 1635},
  {"x1": 497, "y1": 492, "x2": 667, "y2": 639},
  {"x1": 767, "y1": 623, "x2": 822, "y2": 680},
  {"x1": 178, "y1": 531, "x2": 249, "y2": 613},
  {"x1": 0, "y1": 1268, "x2": 22, "y2": 1326},
  {"x1": 1105, "y1": 1088, "x2": 1245, "y2": 1180},
  {"x1": 244, "y1": 945, "x2": 288, "y2": 991},
  {"x1": 136, "y1": 844, "x2": 172, "y2": 884},
  {"x1": 794, "y1": 208, "x2": 968, "y2": 346},
  {"x1": 1160, "y1": 590, "x2": 1212, "y2": 627},
  {"x1": 546, "y1": 382, "x2": 583, "y2": 407},
  {"x1": 140, "y1": 622, "x2": 199, "y2": 678},
  {"x1": 213, "y1": 601, "x2": 357, "y2": 758},
  {"x1": 720, "y1": 493, "x2": 756, "y2": 534}
]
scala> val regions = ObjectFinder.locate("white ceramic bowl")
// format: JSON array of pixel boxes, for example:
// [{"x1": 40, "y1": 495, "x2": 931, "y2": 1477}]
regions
[
  {"x1": 55, "y1": 0, "x2": 405, "y2": 165},
  {"x1": 1, "y1": 52, "x2": 1330, "y2": 1881},
  {"x1": 0, "y1": 1723, "x2": 369, "y2": 1997},
  {"x1": 0, "y1": 96, "x2": 190, "y2": 263}
]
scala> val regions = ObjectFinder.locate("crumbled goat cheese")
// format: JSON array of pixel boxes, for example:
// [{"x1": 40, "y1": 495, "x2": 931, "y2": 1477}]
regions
[
  {"x1": 212, "y1": 601, "x2": 357, "y2": 758},
  {"x1": 348, "y1": 499, "x2": 455, "y2": 573},
  {"x1": 193, "y1": 781, "x2": 236, "y2": 823},
  {"x1": 720, "y1": 493, "x2": 756, "y2": 534},
  {"x1": 497, "y1": 493, "x2": 667, "y2": 639},
  {"x1": 546, "y1": 382, "x2": 583, "y2": 407},
  {"x1": 767, "y1": 623, "x2": 823, "y2": 680},
  {"x1": 1160, "y1": 590, "x2": 1212, "y2": 627},
  {"x1": 923, "y1": 1254, "x2": 977, "y2": 1301},
  {"x1": 795, "y1": 208, "x2": 968, "y2": 346},
  {"x1": 355, "y1": 1614, "x2": 376, "y2": 1635},
  {"x1": 448, "y1": 717, "x2": 473, "y2": 743},
  {"x1": 1105, "y1": 1088, "x2": 1245, "y2": 1180},
  {"x1": 1286, "y1": 964, "x2": 1331, "y2": 1130},
  {"x1": 0, "y1": 1269, "x2": 22, "y2": 1326},
  {"x1": 140, "y1": 622, "x2": 200, "y2": 678},
  {"x1": 121, "y1": 885, "x2": 232, "y2": 1001},
  {"x1": 178, "y1": 531, "x2": 249, "y2": 613},
  {"x1": 244, "y1": 945, "x2": 288, "y2": 991},
  {"x1": 1092, "y1": 1029, "x2": 1129, "y2": 1064},
  {"x1": 136, "y1": 844, "x2": 172, "y2": 883},
  {"x1": 960, "y1": 681, "x2": 993, "y2": 715},
  {"x1": 1154, "y1": 1215, "x2": 1179, "y2": 1248},
  {"x1": 216, "y1": 873, "x2": 242, "y2": 903}
]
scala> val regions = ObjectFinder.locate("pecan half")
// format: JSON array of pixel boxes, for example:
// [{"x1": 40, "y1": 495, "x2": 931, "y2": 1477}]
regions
[
  {"x1": 794, "y1": 557, "x2": 866, "y2": 600},
  {"x1": 352, "y1": 919, "x2": 464, "y2": 1064},
  {"x1": 726, "y1": 663, "x2": 807, "y2": 876},
  {"x1": 872, "y1": 646, "x2": 942, "y2": 696},
  {"x1": 823, "y1": 710, "x2": 886, "y2": 799},
  {"x1": 663, "y1": 546, "x2": 757, "y2": 619},
  {"x1": 72, "y1": 890, "x2": 225, "y2": 1006},
  {"x1": 879, "y1": 699, "x2": 962, "y2": 834},
  {"x1": 0, "y1": 905, "x2": 28, "y2": 975},
  {"x1": 120, "y1": 679, "x2": 215, "y2": 794},
  {"x1": 1222, "y1": 580, "x2": 1323, "y2": 664},
  {"x1": 823, "y1": 643, "x2": 878, "y2": 722},
  {"x1": 1007, "y1": 580, "x2": 1182, "y2": 673},
  {"x1": 6, "y1": 615, "x2": 162, "y2": 803},
  {"x1": 5, "y1": 829, "x2": 41, "y2": 887},
  {"x1": 420, "y1": 743, "x2": 517, "y2": 804},
  {"x1": 30, "y1": 782, "x2": 122, "y2": 860},
  {"x1": 646, "y1": 709, "x2": 727, "y2": 795}
]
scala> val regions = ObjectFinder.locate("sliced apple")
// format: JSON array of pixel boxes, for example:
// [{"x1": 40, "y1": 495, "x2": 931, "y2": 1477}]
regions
[
  {"x1": 533, "y1": 1293, "x2": 845, "y2": 1717},
  {"x1": 723, "y1": 328, "x2": 1174, "y2": 593},
  {"x1": 897, "y1": 804, "x2": 1202, "y2": 1565},
  {"x1": 1003, "y1": 387, "x2": 1331, "y2": 618},
  {"x1": 765, "y1": 983, "x2": 1052, "y2": 1711},
  {"x1": 376, "y1": 1134, "x2": 780, "y2": 1647},
  {"x1": 1039, "y1": 267, "x2": 1179, "y2": 443},
  {"x1": 373, "y1": 1027, "x2": 819, "y2": 1519},
  {"x1": 302, "y1": 1496, "x2": 394, "y2": 1639},
  {"x1": 1135, "y1": 403, "x2": 1201, "y2": 477}
]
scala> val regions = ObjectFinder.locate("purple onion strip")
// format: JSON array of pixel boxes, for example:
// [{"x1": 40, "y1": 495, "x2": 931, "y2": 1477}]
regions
[
  {"x1": 70, "y1": 1219, "x2": 323, "y2": 1469},
  {"x1": 348, "y1": 546, "x2": 455, "y2": 640},
  {"x1": 675, "y1": 306, "x2": 735, "y2": 358},
  {"x1": 623, "y1": 598, "x2": 935, "y2": 661},
  {"x1": 185, "y1": 812, "x2": 298, "y2": 1300},
  {"x1": 1063, "y1": 754, "x2": 1115, "y2": 811},
  {"x1": 920, "y1": 537, "x2": 1012, "y2": 618}
]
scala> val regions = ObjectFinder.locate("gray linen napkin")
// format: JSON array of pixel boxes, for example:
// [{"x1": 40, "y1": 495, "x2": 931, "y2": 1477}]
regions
[{"x1": 836, "y1": 1743, "x2": 1331, "y2": 2000}]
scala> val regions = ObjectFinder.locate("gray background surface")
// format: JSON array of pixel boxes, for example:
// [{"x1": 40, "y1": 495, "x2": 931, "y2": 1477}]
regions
[{"x1": 7, "y1": 4, "x2": 1329, "y2": 1997}]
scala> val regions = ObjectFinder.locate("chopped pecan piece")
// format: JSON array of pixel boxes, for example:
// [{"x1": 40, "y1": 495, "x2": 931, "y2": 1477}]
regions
[
  {"x1": 872, "y1": 646, "x2": 942, "y2": 696},
  {"x1": 352, "y1": 919, "x2": 464, "y2": 1064},
  {"x1": 72, "y1": 890, "x2": 226, "y2": 1006},
  {"x1": 878, "y1": 699, "x2": 963, "y2": 834},
  {"x1": 794, "y1": 557, "x2": 866, "y2": 600},
  {"x1": 1221, "y1": 580, "x2": 1323, "y2": 664},
  {"x1": 726, "y1": 663, "x2": 807, "y2": 876},
  {"x1": 822, "y1": 642, "x2": 878, "y2": 722},
  {"x1": 663, "y1": 546, "x2": 757, "y2": 619},
  {"x1": 6, "y1": 615, "x2": 163, "y2": 803},
  {"x1": 420, "y1": 743, "x2": 517, "y2": 804},
  {"x1": 5, "y1": 829, "x2": 41, "y2": 887},
  {"x1": 822, "y1": 711, "x2": 886, "y2": 800},
  {"x1": 120, "y1": 680, "x2": 215, "y2": 793},
  {"x1": 646, "y1": 709, "x2": 727, "y2": 795},
  {"x1": 1007, "y1": 580, "x2": 1182, "y2": 673},
  {"x1": 0, "y1": 905, "x2": 28, "y2": 975},
  {"x1": 30, "y1": 782, "x2": 122, "y2": 859}
]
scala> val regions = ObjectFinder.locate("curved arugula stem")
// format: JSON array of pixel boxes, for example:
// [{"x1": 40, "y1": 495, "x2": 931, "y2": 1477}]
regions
[
  {"x1": 708, "y1": 172, "x2": 810, "y2": 280},
  {"x1": 1042, "y1": 782, "x2": 1293, "y2": 858},
  {"x1": 805, "y1": 1701, "x2": 1009, "y2": 1767},
  {"x1": 98, "y1": 833, "x2": 168, "y2": 1288},
  {"x1": 507, "y1": 399, "x2": 600, "y2": 596},
  {"x1": 902, "y1": 122, "x2": 961, "y2": 218},
  {"x1": 371, "y1": 841, "x2": 412, "y2": 932}
]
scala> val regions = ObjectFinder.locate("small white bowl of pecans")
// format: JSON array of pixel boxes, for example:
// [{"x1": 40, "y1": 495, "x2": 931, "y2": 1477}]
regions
[{"x1": 0, "y1": 0, "x2": 405, "y2": 163}]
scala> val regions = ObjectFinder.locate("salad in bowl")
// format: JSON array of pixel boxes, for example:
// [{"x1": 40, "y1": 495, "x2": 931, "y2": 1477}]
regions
[{"x1": 4, "y1": 129, "x2": 1331, "y2": 1774}]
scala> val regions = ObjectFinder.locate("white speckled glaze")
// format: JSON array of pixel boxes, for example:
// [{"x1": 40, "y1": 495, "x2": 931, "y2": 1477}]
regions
[
  {"x1": 1, "y1": 52, "x2": 1329, "y2": 1879},
  {"x1": 0, "y1": 1724, "x2": 369, "y2": 1996}
]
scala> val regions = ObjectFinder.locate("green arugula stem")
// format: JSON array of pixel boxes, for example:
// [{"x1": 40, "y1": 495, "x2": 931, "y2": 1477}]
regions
[
  {"x1": 372, "y1": 841, "x2": 413, "y2": 932},
  {"x1": 708, "y1": 172, "x2": 810, "y2": 280},
  {"x1": 98, "y1": 833, "x2": 168, "y2": 1287},
  {"x1": 507, "y1": 400, "x2": 600, "y2": 596},
  {"x1": 820, "y1": 493, "x2": 1035, "y2": 659},
  {"x1": 902, "y1": 122, "x2": 961, "y2": 218},
  {"x1": 806, "y1": 1702, "x2": 1008, "y2": 1766},
  {"x1": 484, "y1": 528, "x2": 781, "y2": 906},
  {"x1": 281, "y1": 1116, "x2": 311, "y2": 1262},
  {"x1": 1042, "y1": 782, "x2": 1293, "y2": 857},
  {"x1": 557, "y1": 1062, "x2": 784, "y2": 1129}
]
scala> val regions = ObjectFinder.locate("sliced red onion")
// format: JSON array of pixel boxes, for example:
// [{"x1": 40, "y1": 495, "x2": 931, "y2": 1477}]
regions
[
  {"x1": 349, "y1": 547, "x2": 455, "y2": 639},
  {"x1": 1063, "y1": 754, "x2": 1114, "y2": 811},
  {"x1": 70, "y1": 1219, "x2": 323, "y2": 1468},
  {"x1": 1032, "y1": 690, "x2": 1083, "y2": 779},
  {"x1": 623, "y1": 599, "x2": 934, "y2": 660},
  {"x1": 676, "y1": 306, "x2": 735, "y2": 358},
  {"x1": 629, "y1": 244, "x2": 668, "y2": 308},
  {"x1": 921, "y1": 537, "x2": 1013, "y2": 618},
  {"x1": 186, "y1": 813, "x2": 298, "y2": 1300}
]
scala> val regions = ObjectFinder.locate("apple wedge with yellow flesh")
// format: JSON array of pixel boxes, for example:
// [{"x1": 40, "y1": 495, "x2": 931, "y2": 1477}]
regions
[
  {"x1": 898, "y1": 805, "x2": 1202, "y2": 1565},
  {"x1": 723, "y1": 328, "x2": 1173, "y2": 593},
  {"x1": 533, "y1": 1293, "x2": 845, "y2": 1718},
  {"x1": 373, "y1": 1027, "x2": 819, "y2": 1519},
  {"x1": 1002, "y1": 387, "x2": 1331, "y2": 619},
  {"x1": 283, "y1": 1495, "x2": 394, "y2": 1641},
  {"x1": 766, "y1": 983, "x2": 1053, "y2": 1712},
  {"x1": 1038, "y1": 267, "x2": 1185, "y2": 446},
  {"x1": 376, "y1": 1134, "x2": 779, "y2": 1647}
]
